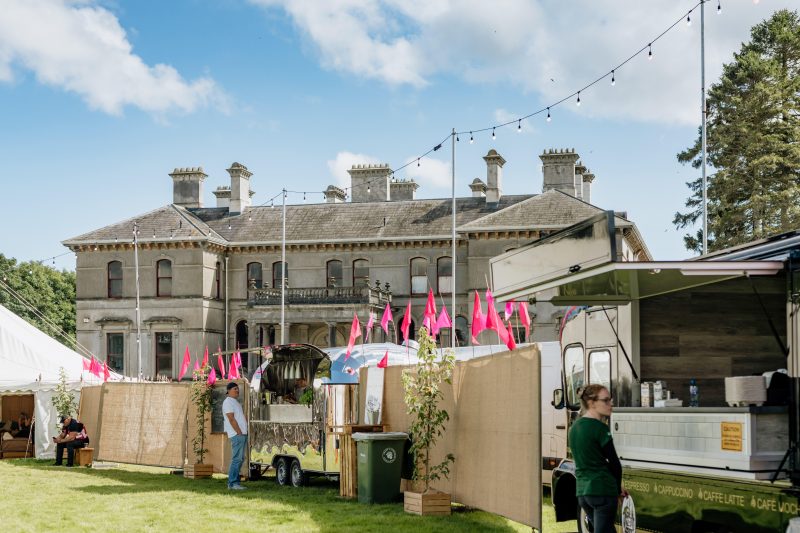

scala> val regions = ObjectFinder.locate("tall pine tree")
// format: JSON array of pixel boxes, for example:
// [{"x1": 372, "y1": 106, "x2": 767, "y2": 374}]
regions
[{"x1": 674, "y1": 10, "x2": 800, "y2": 253}]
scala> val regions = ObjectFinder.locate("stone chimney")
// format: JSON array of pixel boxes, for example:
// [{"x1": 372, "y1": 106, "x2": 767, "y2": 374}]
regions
[
  {"x1": 324, "y1": 185, "x2": 346, "y2": 203},
  {"x1": 582, "y1": 172, "x2": 595, "y2": 204},
  {"x1": 469, "y1": 178, "x2": 486, "y2": 198},
  {"x1": 227, "y1": 162, "x2": 254, "y2": 215},
  {"x1": 483, "y1": 149, "x2": 506, "y2": 204},
  {"x1": 390, "y1": 179, "x2": 419, "y2": 201},
  {"x1": 540, "y1": 148, "x2": 580, "y2": 196},
  {"x1": 213, "y1": 186, "x2": 231, "y2": 208},
  {"x1": 348, "y1": 164, "x2": 391, "y2": 203},
  {"x1": 574, "y1": 162, "x2": 587, "y2": 200},
  {"x1": 169, "y1": 167, "x2": 207, "y2": 208}
]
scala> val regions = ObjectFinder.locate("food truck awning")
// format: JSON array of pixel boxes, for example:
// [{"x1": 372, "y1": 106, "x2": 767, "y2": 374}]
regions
[{"x1": 492, "y1": 260, "x2": 784, "y2": 305}]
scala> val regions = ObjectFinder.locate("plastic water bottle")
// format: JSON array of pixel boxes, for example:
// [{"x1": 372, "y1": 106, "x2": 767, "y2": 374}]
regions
[{"x1": 689, "y1": 378, "x2": 699, "y2": 407}]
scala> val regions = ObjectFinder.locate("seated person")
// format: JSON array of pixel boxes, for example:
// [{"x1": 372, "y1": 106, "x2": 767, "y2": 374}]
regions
[
  {"x1": 13, "y1": 413, "x2": 31, "y2": 439},
  {"x1": 53, "y1": 415, "x2": 89, "y2": 467},
  {"x1": 284, "y1": 378, "x2": 309, "y2": 404}
]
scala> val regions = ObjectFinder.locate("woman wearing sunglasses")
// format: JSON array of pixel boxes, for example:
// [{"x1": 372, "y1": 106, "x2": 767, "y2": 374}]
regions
[{"x1": 569, "y1": 384, "x2": 628, "y2": 533}]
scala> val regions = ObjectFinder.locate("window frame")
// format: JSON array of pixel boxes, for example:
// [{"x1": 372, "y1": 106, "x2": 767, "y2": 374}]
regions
[
  {"x1": 156, "y1": 259, "x2": 172, "y2": 298},
  {"x1": 326, "y1": 259, "x2": 343, "y2": 288},
  {"x1": 106, "y1": 332, "x2": 124, "y2": 373},
  {"x1": 107, "y1": 260, "x2": 123, "y2": 299},
  {"x1": 247, "y1": 262, "x2": 263, "y2": 289},
  {"x1": 353, "y1": 259, "x2": 370, "y2": 288},
  {"x1": 563, "y1": 343, "x2": 585, "y2": 411},
  {"x1": 272, "y1": 261, "x2": 288, "y2": 290},
  {"x1": 410, "y1": 257, "x2": 428, "y2": 295},
  {"x1": 154, "y1": 331, "x2": 173, "y2": 379},
  {"x1": 588, "y1": 349, "x2": 612, "y2": 392},
  {"x1": 215, "y1": 261, "x2": 222, "y2": 299},
  {"x1": 437, "y1": 256, "x2": 453, "y2": 295}
]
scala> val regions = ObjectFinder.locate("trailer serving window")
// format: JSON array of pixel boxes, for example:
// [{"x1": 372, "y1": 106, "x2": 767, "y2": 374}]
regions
[
  {"x1": 588, "y1": 349, "x2": 611, "y2": 390},
  {"x1": 563, "y1": 344, "x2": 584, "y2": 409}
]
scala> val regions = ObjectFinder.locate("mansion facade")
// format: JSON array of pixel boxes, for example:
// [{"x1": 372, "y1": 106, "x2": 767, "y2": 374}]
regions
[{"x1": 63, "y1": 148, "x2": 650, "y2": 379}]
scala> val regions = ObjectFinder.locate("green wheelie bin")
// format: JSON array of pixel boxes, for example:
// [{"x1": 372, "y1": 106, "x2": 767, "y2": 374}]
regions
[{"x1": 352, "y1": 432, "x2": 409, "y2": 504}]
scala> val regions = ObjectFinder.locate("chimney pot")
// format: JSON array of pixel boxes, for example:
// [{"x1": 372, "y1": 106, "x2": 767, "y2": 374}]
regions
[
  {"x1": 169, "y1": 166, "x2": 207, "y2": 208},
  {"x1": 483, "y1": 150, "x2": 506, "y2": 204},
  {"x1": 227, "y1": 162, "x2": 254, "y2": 215}
]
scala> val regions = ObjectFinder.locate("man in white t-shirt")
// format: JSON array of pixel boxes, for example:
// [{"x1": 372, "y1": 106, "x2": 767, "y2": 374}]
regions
[{"x1": 222, "y1": 382, "x2": 248, "y2": 490}]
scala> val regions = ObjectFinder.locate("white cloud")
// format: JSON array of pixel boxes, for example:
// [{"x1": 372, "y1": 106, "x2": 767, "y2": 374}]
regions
[
  {"x1": 251, "y1": 0, "x2": 797, "y2": 125},
  {"x1": 0, "y1": 0, "x2": 224, "y2": 115},
  {"x1": 403, "y1": 156, "x2": 450, "y2": 189},
  {"x1": 327, "y1": 151, "x2": 383, "y2": 187}
]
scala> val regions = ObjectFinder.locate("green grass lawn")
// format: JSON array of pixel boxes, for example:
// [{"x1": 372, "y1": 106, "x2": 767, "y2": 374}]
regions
[{"x1": 0, "y1": 460, "x2": 577, "y2": 532}]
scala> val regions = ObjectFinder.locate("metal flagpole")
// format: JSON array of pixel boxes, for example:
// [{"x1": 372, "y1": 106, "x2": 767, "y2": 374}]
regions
[
  {"x1": 451, "y1": 128, "x2": 457, "y2": 348},
  {"x1": 701, "y1": 0, "x2": 708, "y2": 255},
  {"x1": 281, "y1": 188, "x2": 287, "y2": 344},
  {"x1": 133, "y1": 222, "x2": 142, "y2": 380}
]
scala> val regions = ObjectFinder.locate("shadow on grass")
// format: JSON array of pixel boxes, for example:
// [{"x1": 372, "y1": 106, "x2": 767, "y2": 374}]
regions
[{"x1": 8, "y1": 460, "x2": 524, "y2": 533}]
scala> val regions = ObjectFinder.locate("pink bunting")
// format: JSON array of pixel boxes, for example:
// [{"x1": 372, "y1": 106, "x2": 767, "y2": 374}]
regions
[
  {"x1": 207, "y1": 368, "x2": 217, "y2": 386},
  {"x1": 194, "y1": 359, "x2": 201, "y2": 372},
  {"x1": 365, "y1": 314, "x2": 374, "y2": 342},
  {"x1": 89, "y1": 356, "x2": 100, "y2": 378},
  {"x1": 202, "y1": 346, "x2": 209, "y2": 368},
  {"x1": 377, "y1": 350, "x2": 389, "y2": 369},
  {"x1": 401, "y1": 301, "x2": 412, "y2": 342},
  {"x1": 471, "y1": 290, "x2": 485, "y2": 344},
  {"x1": 217, "y1": 351, "x2": 226, "y2": 380},
  {"x1": 423, "y1": 289, "x2": 437, "y2": 332},
  {"x1": 82, "y1": 358, "x2": 90, "y2": 372},
  {"x1": 504, "y1": 300, "x2": 516, "y2": 321},
  {"x1": 380, "y1": 303, "x2": 393, "y2": 335},
  {"x1": 505, "y1": 322, "x2": 517, "y2": 351},
  {"x1": 435, "y1": 306, "x2": 451, "y2": 333},
  {"x1": 519, "y1": 302, "x2": 531, "y2": 340},
  {"x1": 103, "y1": 361, "x2": 110, "y2": 382},
  {"x1": 178, "y1": 346, "x2": 191, "y2": 380},
  {"x1": 345, "y1": 314, "x2": 361, "y2": 360},
  {"x1": 228, "y1": 354, "x2": 240, "y2": 379}
]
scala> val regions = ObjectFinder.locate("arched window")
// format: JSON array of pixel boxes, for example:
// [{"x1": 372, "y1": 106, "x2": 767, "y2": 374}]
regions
[
  {"x1": 156, "y1": 259, "x2": 172, "y2": 297},
  {"x1": 404, "y1": 317, "x2": 417, "y2": 341},
  {"x1": 107, "y1": 261, "x2": 122, "y2": 298},
  {"x1": 247, "y1": 262, "x2": 263, "y2": 289},
  {"x1": 437, "y1": 256, "x2": 452, "y2": 295},
  {"x1": 327, "y1": 260, "x2": 343, "y2": 288},
  {"x1": 455, "y1": 315, "x2": 469, "y2": 346},
  {"x1": 273, "y1": 261, "x2": 288, "y2": 290},
  {"x1": 410, "y1": 257, "x2": 427, "y2": 295},
  {"x1": 353, "y1": 259, "x2": 370, "y2": 288},
  {"x1": 215, "y1": 262, "x2": 222, "y2": 299},
  {"x1": 235, "y1": 320, "x2": 248, "y2": 351}
]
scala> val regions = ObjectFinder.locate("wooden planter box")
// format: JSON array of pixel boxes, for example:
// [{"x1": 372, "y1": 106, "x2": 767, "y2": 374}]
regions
[
  {"x1": 183, "y1": 463, "x2": 213, "y2": 479},
  {"x1": 404, "y1": 490, "x2": 451, "y2": 516}
]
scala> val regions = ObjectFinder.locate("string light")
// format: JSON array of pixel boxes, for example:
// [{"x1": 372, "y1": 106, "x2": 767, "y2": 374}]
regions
[
  {"x1": 686, "y1": 13, "x2": 691, "y2": 26},
  {"x1": 492, "y1": 127, "x2": 496, "y2": 140},
  {"x1": 271, "y1": 199, "x2": 274, "y2": 209},
  {"x1": 611, "y1": 70, "x2": 616, "y2": 86},
  {"x1": 546, "y1": 107, "x2": 551, "y2": 122},
  {"x1": 648, "y1": 43, "x2": 653, "y2": 60},
  {"x1": 717, "y1": 0, "x2": 722, "y2": 14},
  {"x1": 303, "y1": 192, "x2": 306, "y2": 203},
  {"x1": 367, "y1": 185, "x2": 371, "y2": 193},
  {"x1": 517, "y1": 119, "x2": 521, "y2": 133},
  {"x1": 576, "y1": 91, "x2": 581, "y2": 106},
  {"x1": 469, "y1": 132, "x2": 474, "y2": 144},
  {"x1": 456, "y1": 134, "x2": 459, "y2": 142},
  {"x1": 228, "y1": 222, "x2": 232, "y2": 230}
]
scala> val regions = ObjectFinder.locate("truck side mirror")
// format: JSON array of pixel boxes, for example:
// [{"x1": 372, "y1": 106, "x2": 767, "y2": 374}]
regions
[{"x1": 552, "y1": 388, "x2": 565, "y2": 410}]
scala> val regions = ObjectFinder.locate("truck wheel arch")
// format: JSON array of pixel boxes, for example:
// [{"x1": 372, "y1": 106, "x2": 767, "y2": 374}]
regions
[{"x1": 552, "y1": 471, "x2": 578, "y2": 522}]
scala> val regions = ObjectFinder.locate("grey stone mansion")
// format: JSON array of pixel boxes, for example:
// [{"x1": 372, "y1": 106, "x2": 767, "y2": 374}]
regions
[{"x1": 63, "y1": 148, "x2": 650, "y2": 378}]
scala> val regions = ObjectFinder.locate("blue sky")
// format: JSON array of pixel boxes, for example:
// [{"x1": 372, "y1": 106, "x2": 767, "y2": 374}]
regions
[{"x1": 0, "y1": 0, "x2": 794, "y2": 270}]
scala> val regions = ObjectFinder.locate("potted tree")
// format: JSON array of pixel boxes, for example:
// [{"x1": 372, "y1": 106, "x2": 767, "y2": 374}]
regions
[
  {"x1": 184, "y1": 365, "x2": 213, "y2": 479},
  {"x1": 402, "y1": 328, "x2": 456, "y2": 516}
]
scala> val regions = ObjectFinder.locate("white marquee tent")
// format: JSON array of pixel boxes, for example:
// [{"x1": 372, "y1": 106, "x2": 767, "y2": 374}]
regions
[{"x1": 0, "y1": 303, "x2": 121, "y2": 458}]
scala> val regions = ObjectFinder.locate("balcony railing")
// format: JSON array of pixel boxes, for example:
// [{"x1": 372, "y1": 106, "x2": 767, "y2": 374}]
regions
[{"x1": 248, "y1": 280, "x2": 392, "y2": 307}]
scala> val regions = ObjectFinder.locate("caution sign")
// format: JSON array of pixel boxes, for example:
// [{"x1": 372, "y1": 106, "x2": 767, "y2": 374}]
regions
[{"x1": 721, "y1": 422, "x2": 743, "y2": 451}]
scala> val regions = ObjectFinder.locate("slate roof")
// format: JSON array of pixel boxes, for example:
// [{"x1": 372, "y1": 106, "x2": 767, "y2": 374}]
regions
[{"x1": 63, "y1": 190, "x2": 630, "y2": 246}]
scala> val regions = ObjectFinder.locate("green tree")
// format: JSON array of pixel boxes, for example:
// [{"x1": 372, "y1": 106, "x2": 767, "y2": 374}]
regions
[
  {"x1": 0, "y1": 253, "x2": 76, "y2": 346},
  {"x1": 674, "y1": 10, "x2": 800, "y2": 252}
]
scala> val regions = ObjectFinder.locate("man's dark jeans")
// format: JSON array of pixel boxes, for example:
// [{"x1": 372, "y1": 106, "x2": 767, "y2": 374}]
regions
[
  {"x1": 55, "y1": 440, "x2": 87, "y2": 466},
  {"x1": 578, "y1": 495, "x2": 618, "y2": 533}
]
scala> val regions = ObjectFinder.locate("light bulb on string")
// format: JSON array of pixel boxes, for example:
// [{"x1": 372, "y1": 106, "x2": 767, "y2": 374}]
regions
[
  {"x1": 456, "y1": 134, "x2": 459, "y2": 142},
  {"x1": 576, "y1": 92, "x2": 581, "y2": 106},
  {"x1": 611, "y1": 70, "x2": 616, "y2": 86},
  {"x1": 492, "y1": 127, "x2": 496, "y2": 140},
  {"x1": 367, "y1": 185, "x2": 371, "y2": 193},
  {"x1": 271, "y1": 199, "x2": 274, "y2": 209},
  {"x1": 546, "y1": 107, "x2": 551, "y2": 123},
  {"x1": 648, "y1": 43, "x2": 653, "y2": 60},
  {"x1": 517, "y1": 120, "x2": 522, "y2": 133},
  {"x1": 686, "y1": 12, "x2": 691, "y2": 26},
  {"x1": 303, "y1": 192, "x2": 306, "y2": 203},
  {"x1": 417, "y1": 158, "x2": 420, "y2": 167},
  {"x1": 717, "y1": 0, "x2": 721, "y2": 13},
  {"x1": 469, "y1": 132, "x2": 474, "y2": 144}
]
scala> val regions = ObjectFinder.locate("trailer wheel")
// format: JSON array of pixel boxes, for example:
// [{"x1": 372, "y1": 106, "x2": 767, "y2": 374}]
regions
[
  {"x1": 290, "y1": 459, "x2": 306, "y2": 487},
  {"x1": 576, "y1": 504, "x2": 592, "y2": 533},
  {"x1": 275, "y1": 457, "x2": 290, "y2": 486}
]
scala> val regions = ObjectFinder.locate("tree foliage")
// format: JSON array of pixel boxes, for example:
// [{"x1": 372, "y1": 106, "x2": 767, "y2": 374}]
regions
[
  {"x1": 0, "y1": 253, "x2": 76, "y2": 345},
  {"x1": 401, "y1": 328, "x2": 455, "y2": 493},
  {"x1": 674, "y1": 10, "x2": 800, "y2": 252},
  {"x1": 190, "y1": 365, "x2": 213, "y2": 464},
  {"x1": 52, "y1": 367, "x2": 78, "y2": 422}
]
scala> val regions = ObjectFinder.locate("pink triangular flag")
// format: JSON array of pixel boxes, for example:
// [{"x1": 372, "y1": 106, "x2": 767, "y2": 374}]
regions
[
  {"x1": 89, "y1": 356, "x2": 100, "y2": 378},
  {"x1": 504, "y1": 300, "x2": 516, "y2": 321},
  {"x1": 202, "y1": 346, "x2": 209, "y2": 369},
  {"x1": 380, "y1": 303, "x2": 393, "y2": 334},
  {"x1": 423, "y1": 289, "x2": 437, "y2": 331},
  {"x1": 401, "y1": 301, "x2": 412, "y2": 342},
  {"x1": 365, "y1": 315, "x2": 374, "y2": 342},
  {"x1": 178, "y1": 346, "x2": 191, "y2": 380},
  {"x1": 228, "y1": 356, "x2": 239, "y2": 379},
  {"x1": 377, "y1": 350, "x2": 389, "y2": 369},
  {"x1": 505, "y1": 322, "x2": 517, "y2": 351},
  {"x1": 436, "y1": 306, "x2": 451, "y2": 331},
  {"x1": 345, "y1": 314, "x2": 361, "y2": 360},
  {"x1": 103, "y1": 361, "x2": 110, "y2": 382},
  {"x1": 471, "y1": 290, "x2": 485, "y2": 344},
  {"x1": 519, "y1": 302, "x2": 531, "y2": 340},
  {"x1": 82, "y1": 358, "x2": 91, "y2": 371},
  {"x1": 217, "y1": 351, "x2": 226, "y2": 380},
  {"x1": 207, "y1": 368, "x2": 217, "y2": 386}
]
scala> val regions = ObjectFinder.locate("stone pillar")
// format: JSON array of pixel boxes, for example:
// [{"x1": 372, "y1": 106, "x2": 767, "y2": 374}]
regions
[
  {"x1": 327, "y1": 323, "x2": 339, "y2": 348},
  {"x1": 298, "y1": 324, "x2": 309, "y2": 344}
]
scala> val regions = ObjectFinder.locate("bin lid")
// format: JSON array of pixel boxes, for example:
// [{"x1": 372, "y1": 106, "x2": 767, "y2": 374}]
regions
[{"x1": 352, "y1": 432, "x2": 409, "y2": 441}]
